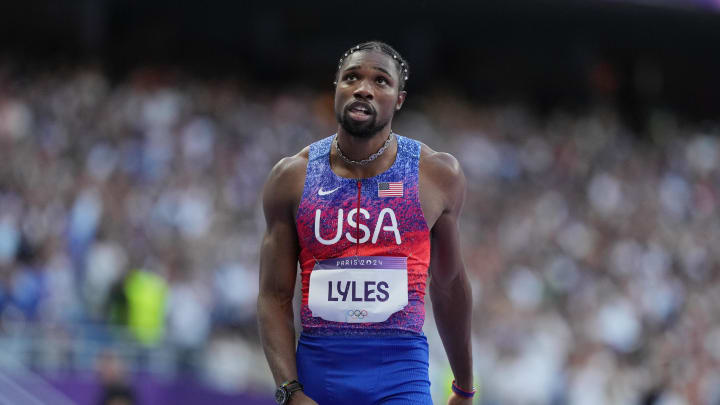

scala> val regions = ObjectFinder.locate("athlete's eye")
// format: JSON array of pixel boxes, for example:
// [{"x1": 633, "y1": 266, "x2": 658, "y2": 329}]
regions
[
  {"x1": 376, "y1": 76, "x2": 389, "y2": 85},
  {"x1": 343, "y1": 73, "x2": 357, "y2": 81}
]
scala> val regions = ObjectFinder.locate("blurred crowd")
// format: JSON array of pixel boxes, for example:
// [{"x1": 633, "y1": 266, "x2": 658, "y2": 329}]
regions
[{"x1": 0, "y1": 65, "x2": 718, "y2": 404}]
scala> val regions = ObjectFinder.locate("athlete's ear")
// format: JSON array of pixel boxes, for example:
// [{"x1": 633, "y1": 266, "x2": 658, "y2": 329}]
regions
[{"x1": 395, "y1": 91, "x2": 407, "y2": 111}]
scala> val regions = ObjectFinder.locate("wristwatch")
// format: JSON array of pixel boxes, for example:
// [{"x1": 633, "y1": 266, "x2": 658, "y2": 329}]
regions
[{"x1": 274, "y1": 380, "x2": 303, "y2": 404}]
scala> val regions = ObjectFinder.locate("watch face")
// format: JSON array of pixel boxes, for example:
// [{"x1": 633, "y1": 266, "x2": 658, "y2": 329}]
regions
[{"x1": 274, "y1": 388, "x2": 287, "y2": 404}]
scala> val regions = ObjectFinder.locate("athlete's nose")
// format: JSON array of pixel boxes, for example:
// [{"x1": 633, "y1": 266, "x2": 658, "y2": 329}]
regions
[{"x1": 353, "y1": 79, "x2": 373, "y2": 100}]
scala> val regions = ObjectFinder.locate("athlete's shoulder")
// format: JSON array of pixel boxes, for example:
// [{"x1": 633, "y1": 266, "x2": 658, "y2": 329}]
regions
[
  {"x1": 268, "y1": 146, "x2": 310, "y2": 182},
  {"x1": 262, "y1": 146, "x2": 309, "y2": 215},
  {"x1": 417, "y1": 142, "x2": 465, "y2": 214},
  {"x1": 418, "y1": 142, "x2": 464, "y2": 183}
]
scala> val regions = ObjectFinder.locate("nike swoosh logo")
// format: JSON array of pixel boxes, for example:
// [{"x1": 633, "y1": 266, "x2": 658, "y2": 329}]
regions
[{"x1": 318, "y1": 187, "x2": 340, "y2": 196}]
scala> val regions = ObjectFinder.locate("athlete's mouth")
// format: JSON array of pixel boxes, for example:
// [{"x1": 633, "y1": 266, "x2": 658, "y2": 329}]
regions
[{"x1": 346, "y1": 101, "x2": 375, "y2": 120}]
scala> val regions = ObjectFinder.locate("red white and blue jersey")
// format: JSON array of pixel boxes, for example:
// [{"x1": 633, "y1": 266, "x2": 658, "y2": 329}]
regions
[{"x1": 295, "y1": 134, "x2": 430, "y2": 336}]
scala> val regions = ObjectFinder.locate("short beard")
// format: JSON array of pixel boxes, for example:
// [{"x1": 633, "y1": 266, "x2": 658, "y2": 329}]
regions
[{"x1": 336, "y1": 110, "x2": 390, "y2": 139}]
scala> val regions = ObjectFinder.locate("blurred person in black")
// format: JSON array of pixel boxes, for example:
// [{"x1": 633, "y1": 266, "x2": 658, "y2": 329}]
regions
[
  {"x1": 258, "y1": 41, "x2": 474, "y2": 404},
  {"x1": 96, "y1": 350, "x2": 137, "y2": 405},
  {"x1": 99, "y1": 386, "x2": 136, "y2": 405}
]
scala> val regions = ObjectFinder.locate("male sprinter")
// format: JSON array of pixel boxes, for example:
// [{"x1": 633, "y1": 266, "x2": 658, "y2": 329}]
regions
[{"x1": 258, "y1": 41, "x2": 474, "y2": 404}]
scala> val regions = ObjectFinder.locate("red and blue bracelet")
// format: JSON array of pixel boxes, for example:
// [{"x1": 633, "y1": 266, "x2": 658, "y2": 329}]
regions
[{"x1": 451, "y1": 380, "x2": 476, "y2": 398}]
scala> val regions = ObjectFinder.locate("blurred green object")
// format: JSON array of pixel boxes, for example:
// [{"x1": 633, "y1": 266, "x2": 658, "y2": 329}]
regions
[{"x1": 124, "y1": 269, "x2": 168, "y2": 346}]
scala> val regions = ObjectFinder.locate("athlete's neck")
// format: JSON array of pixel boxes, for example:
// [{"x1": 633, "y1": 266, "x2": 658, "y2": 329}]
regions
[{"x1": 333, "y1": 128, "x2": 397, "y2": 179}]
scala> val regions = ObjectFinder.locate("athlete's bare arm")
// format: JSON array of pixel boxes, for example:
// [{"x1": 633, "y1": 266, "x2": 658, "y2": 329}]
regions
[
  {"x1": 257, "y1": 149, "x2": 318, "y2": 405},
  {"x1": 420, "y1": 145, "x2": 474, "y2": 405}
]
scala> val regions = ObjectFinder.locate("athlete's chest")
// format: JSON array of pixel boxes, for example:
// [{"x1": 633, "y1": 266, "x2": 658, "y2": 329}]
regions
[{"x1": 299, "y1": 179, "x2": 419, "y2": 247}]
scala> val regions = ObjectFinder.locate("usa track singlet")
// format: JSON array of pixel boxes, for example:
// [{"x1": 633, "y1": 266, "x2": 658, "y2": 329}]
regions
[{"x1": 295, "y1": 134, "x2": 430, "y2": 336}]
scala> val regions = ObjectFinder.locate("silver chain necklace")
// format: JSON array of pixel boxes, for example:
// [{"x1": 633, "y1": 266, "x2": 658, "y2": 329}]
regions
[{"x1": 334, "y1": 133, "x2": 394, "y2": 166}]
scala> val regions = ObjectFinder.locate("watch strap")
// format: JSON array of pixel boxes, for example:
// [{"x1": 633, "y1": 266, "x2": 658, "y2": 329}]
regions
[
  {"x1": 277, "y1": 380, "x2": 303, "y2": 404},
  {"x1": 281, "y1": 379, "x2": 303, "y2": 393}
]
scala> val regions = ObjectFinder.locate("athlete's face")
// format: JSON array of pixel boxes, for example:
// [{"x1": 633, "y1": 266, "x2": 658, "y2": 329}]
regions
[{"x1": 334, "y1": 50, "x2": 406, "y2": 138}]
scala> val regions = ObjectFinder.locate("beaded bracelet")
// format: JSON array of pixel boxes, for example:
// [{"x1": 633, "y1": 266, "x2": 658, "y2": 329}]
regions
[{"x1": 451, "y1": 380, "x2": 476, "y2": 398}]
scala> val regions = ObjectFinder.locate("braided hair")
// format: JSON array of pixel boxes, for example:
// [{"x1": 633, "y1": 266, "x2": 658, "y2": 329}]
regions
[{"x1": 334, "y1": 41, "x2": 410, "y2": 91}]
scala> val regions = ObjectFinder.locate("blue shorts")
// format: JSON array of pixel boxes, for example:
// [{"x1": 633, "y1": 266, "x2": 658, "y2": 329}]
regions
[{"x1": 296, "y1": 333, "x2": 432, "y2": 405}]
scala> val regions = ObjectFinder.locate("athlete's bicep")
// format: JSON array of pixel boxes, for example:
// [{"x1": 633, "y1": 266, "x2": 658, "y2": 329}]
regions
[
  {"x1": 259, "y1": 157, "x2": 305, "y2": 300},
  {"x1": 428, "y1": 211, "x2": 464, "y2": 289},
  {"x1": 259, "y1": 221, "x2": 299, "y2": 300},
  {"x1": 427, "y1": 153, "x2": 467, "y2": 288}
]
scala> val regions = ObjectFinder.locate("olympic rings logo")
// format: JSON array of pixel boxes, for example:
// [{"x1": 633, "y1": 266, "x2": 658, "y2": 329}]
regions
[{"x1": 346, "y1": 309, "x2": 368, "y2": 319}]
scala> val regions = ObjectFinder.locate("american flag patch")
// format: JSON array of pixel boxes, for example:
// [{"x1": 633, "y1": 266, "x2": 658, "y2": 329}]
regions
[{"x1": 378, "y1": 181, "x2": 403, "y2": 197}]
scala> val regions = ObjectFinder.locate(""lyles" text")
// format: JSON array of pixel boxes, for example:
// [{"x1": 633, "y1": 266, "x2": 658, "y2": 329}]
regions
[{"x1": 327, "y1": 280, "x2": 390, "y2": 302}]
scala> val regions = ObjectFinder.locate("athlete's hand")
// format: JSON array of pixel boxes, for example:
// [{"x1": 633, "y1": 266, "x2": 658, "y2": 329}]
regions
[
  {"x1": 289, "y1": 391, "x2": 319, "y2": 405},
  {"x1": 447, "y1": 392, "x2": 473, "y2": 405}
]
